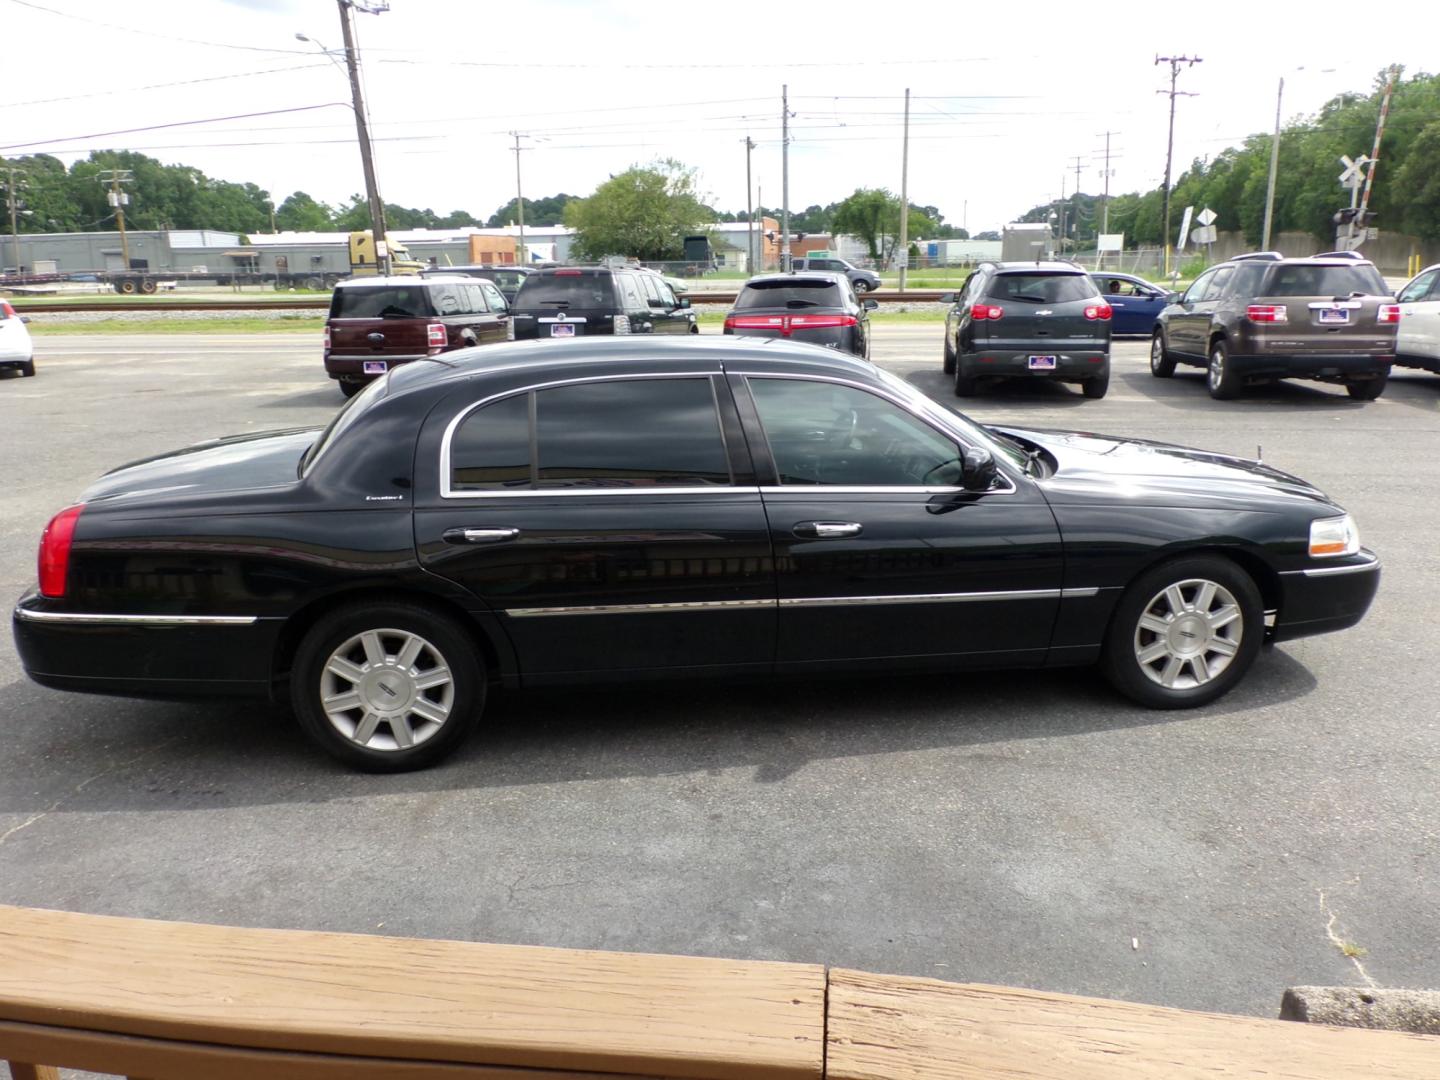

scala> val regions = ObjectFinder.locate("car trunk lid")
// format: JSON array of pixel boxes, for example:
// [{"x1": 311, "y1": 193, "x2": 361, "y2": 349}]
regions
[
  {"x1": 327, "y1": 286, "x2": 440, "y2": 358},
  {"x1": 978, "y1": 272, "x2": 1108, "y2": 349},
  {"x1": 80, "y1": 428, "x2": 318, "y2": 504},
  {"x1": 1247, "y1": 263, "x2": 1397, "y2": 355}
]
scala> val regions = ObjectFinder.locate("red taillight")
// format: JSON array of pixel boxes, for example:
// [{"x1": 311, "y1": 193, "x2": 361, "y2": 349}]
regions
[
  {"x1": 789, "y1": 314, "x2": 858, "y2": 329},
  {"x1": 427, "y1": 322, "x2": 447, "y2": 347},
  {"x1": 725, "y1": 315, "x2": 784, "y2": 330},
  {"x1": 1, "y1": 301, "x2": 15, "y2": 318},
  {"x1": 971, "y1": 303, "x2": 1004, "y2": 321},
  {"x1": 1378, "y1": 304, "x2": 1401, "y2": 324},
  {"x1": 1084, "y1": 303, "x2": 1113, "y2": 321},
  {"x1": 554, "y1": 268, "x2": 582, "y2": 276},
  {"x1": 38, "y1": 504, "x2": 84, "y2": 599},
  {"x1": 322, "y1": 324, "x2": 331, "y2": 351},
  {"x1": 1246, "y1": 304, "x2": 1288, "y2": 323}
]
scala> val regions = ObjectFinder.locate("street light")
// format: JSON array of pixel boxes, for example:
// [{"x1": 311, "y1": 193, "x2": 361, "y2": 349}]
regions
[{"x1": 296, "y1": 2, "x2": 391, "y2": 275}]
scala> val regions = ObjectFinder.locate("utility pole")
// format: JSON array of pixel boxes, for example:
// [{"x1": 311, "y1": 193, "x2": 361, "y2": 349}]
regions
[
  {"x1": 781, "y1": 84, "x2": 792, "y2": 273},
  {"x1": 1069, "y1": 155, "x2": 1084, "y2": 248},
  {"x1": 335, "y1": 0, "x2": 390, "y2": 275},
  {"x1": 1057, "y1": 173, "x2": 1067, "y2": 255},
  {"x1": 510, "y1": 132, "x2": 528, "y2": 266},
  {"x1": 898, "y1": 87, "x2": 911, "y2": 291},
  {"x1": 3, "y1": 167, "x2": 26, "y2": 276},
  {"x1": 744, "y1": 136, "x2": 755, "y2": 275},
  {"x1": 1098, "y1": 131, "x2": 1117, "y2": 235},
  {"x1": 96, "y1": 170, "x2": 133, "y2": 270},
  {"x1": 1155, "y1": 54, "x2": 1202, "y2": 274},
  {"x1": 1261, "y1": 76, "x2": 1284, "y2": 251}
]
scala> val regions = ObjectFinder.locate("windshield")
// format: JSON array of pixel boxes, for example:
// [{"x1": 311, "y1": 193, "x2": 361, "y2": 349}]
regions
[
  {"x1": 1263, "y1": 264, "x2": 1387, "y2": 297},
  {"x1": 330, "y1": 286, "x2": 435, "y2": 319},
  {"x1": 300, "y1": 376, "x2": 388, "y2": 476},
  {"x1": 988, "y1": 273, "x2": 1098, "y2": 303},
  {"x1": 871, "y1": 367, "x2": 1028, "y2": 471},
  {"x1": 737, "y1": 279, "x2": 844, "y2": 309},
  {"x1": 514, "y1": 272, "x2": 617, "y2": 309}
]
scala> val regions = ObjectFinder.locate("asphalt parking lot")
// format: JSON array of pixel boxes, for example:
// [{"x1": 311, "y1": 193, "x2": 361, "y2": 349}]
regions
[{"x1": 1, "y1": 326, "x2": 1436, "y2": 1019}]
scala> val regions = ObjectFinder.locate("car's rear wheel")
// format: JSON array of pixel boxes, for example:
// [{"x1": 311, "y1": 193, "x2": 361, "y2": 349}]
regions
[
  {"x1": 1207, "y1": 339, "x2": 1241, "y2": 400},
  {"x1": 117, "y1": 279, "x2": 137, "y2": 295},
  {"x1": 1102, "y1": 556, "x2": 1263, "y2": 709},
  {"x1": 291, "y1": 601, "x2": 484, "y2": 772},
  {"x1": 954, "y1": 360, "x2": 978, "y2": 397},
  {"x1": 1150, "y1": 330, "x2": 1177, "y2": 377},
  {"x1": 1345, "y1": 376, "x2": 1386, "y2": 401},
  {"x1": 1081, "y1": 366, "x2": 1110, "y2": 399},
  {"x1": 20, "y1": 359, "x2": 35, "y2": 377},
  {"x1": 339, "y1": 379, "x2": 364, "y2": 398},
  {"x1": 942, "y1": 332, "x2": 956, "y2": 375}
]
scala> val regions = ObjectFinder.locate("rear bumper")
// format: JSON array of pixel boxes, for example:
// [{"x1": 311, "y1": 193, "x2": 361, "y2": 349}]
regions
[
  {"x1": 1272, "y1": 550, "x2": 1381, "y2": 642},
  {"x1": 722, "y1": 326, "x2": 863, "y2": 355},
  {"x1": 1229, "y1": 352, "x2": 1393, "y2": 379},
  {"x1": 12, "y1": 593, "x2": 279, "y2": 699},
  {"x1": 324, "y1": 353, "x2": 428, "y2": 380},
  {"x1": 961, "y1": 350, "x2": 1109, "y2": 381},
  {"x1": 0, "y1": 356, "x2": 31, "y2": 371}
]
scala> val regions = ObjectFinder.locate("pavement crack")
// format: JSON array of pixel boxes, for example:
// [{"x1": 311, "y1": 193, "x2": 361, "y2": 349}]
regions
[
  {"x1": 0, "y1": 738, "x2": 178, "y2": 850},
  {"x1": 1318, "y1": 887, "x2": 1378, "y2": 989}
]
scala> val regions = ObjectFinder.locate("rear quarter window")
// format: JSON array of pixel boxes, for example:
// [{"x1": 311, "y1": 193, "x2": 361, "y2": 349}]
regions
[
  {"x1": 331, "y1": 286, "x2": 435, "y2": 319},
  {"x1": 987, "y1": 273, "x2": 1097, "y2": 303},
  {"x1": 737, "y1": 279, "x2": 844, "y2": 308}
]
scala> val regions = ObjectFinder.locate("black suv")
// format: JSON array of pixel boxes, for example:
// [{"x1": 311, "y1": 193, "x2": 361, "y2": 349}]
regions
[
  {"x1": 1151, "y1": 251, "x2": 1399, "y2": 400},
  {"x1": 511, "y1": 266, "x2": 696, "y2": 340},
  {"x1": 942, "y1": 262, "x2": 1112, "y2": 398},
  {"x1": 420, "y1": 264, "x2": 532, "y2": 304}
]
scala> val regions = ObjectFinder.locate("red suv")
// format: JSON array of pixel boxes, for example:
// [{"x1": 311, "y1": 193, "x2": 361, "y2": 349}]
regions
[{"x1": 324, "y1": 275, "x2": 510, "y2": 397}]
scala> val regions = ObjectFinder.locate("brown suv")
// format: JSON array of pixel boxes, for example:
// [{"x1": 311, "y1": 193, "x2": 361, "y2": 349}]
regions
[
  {"x1": 324, "y1": 275, "x2": 510, "y2": 397},
  {"x1": 1150, "y1": 252, "x2": 1399, "y2": 400}
]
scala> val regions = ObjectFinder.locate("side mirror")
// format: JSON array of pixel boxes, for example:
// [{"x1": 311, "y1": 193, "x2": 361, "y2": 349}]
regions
[
  {"x1": 1165, "y1": 291, "x2": 1180, "y2": 305},
  {"x1": 20, "y1": 316, "x2": 31, "y2": 324},
  {"x1": 961, "y1": 447, "x2": 997, "y2": 491},
  {"x1": 678, "y1": 297, "x2": 691, "y2": 309},
  {"x1": 939, "y1": 292, "x2": 957, "y2": 304},
  {"x1": 863, "y1": 298, "x2": 878, "y2": 310}
]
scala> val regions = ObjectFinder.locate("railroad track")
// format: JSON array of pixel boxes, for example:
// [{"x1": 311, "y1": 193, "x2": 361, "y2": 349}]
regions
[{"x1": 9, "y1": 290, "x2": 950, "y2": 314}]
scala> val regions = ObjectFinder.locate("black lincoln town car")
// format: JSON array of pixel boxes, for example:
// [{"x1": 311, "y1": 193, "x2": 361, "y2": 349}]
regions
[{"x1": 13, "y1": 338, "x2": 1379, "y2": 771}]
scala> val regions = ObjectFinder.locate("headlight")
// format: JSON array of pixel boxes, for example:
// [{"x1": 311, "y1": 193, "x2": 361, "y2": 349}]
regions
[{"x1": 1309, "y1": 514, "x2": 1359, "y2": 558}]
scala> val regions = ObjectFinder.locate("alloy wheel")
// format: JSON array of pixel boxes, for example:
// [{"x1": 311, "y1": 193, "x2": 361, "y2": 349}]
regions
[
  {"x1": 1132, "y1": 578, "x2": 1243, "y2": 690},
  {"x1": 319, "y1": 627, "x2": 454, "y2": 751}
]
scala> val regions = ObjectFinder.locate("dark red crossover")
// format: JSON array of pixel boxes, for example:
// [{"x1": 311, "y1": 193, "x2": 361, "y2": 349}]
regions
[{"x1": 724, "y1": 272, "x2": 875, "y2": 359}]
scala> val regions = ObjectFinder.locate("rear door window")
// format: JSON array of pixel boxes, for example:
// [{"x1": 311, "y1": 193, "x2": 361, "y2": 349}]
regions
[
  {"x1": 1203, "y1": 267, "x2": 1234, "y2": 300},
  {"x1": 736, "y1": 278, "x2": 844, "y2": 309},
  {"x1": 1263, "y1": 264, "x2": 1388, "y2": 297},
  {"x1": 986, "y1": 273, "x2": 1096, "y2": 303},
  {"x1": 616, "y1": 273, "x2": 648, "y2": 312},
  {"x1": 331, "y1": 286, "x2": 435, "y2": 318},
  {"x1": 478, "y1": 281, "x2": 507, "y2": 313}
]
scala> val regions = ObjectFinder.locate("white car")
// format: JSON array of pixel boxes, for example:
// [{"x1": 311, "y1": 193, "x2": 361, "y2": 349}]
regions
[
  {"x1": 1396, "y1": 263, "x2": 1440, "y2": 374},
  {"x1": 0, "y1": 300, "x2": 35, "y2": 377}
]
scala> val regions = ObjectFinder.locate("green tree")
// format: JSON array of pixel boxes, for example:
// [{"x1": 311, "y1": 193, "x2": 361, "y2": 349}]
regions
[
  {"x1": 832, "y1": 188, "x2": 896, "y2": 260},
  {"x1": 486, "y1": 193, "x2": 574, "y2": 228},
  {"x1": 564, "y1": 160, "x2": 708, "y2": 261},
  {"x1": 275, "y1": 191, "x2": 334, "y2": 231}
]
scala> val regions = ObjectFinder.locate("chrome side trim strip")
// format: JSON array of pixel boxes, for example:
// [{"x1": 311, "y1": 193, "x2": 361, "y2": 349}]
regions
[
  {"x1": 1287, "y1": 556, "x2": 1382, "y2": 579},
  {"x1": 505, "y1": 598, "x2": 774, "y2": 618},
  {"x1": 776, "y1": 588, "x2": 1060, "y2": 608},
  {"x1": 1061, "y1": 587, "x2": 1101, "y2": 599},
  {"x1": 13, "y1": 610, "x2": 258, "y2": 626},
  {"x1": 447, "y1": 486, "x2": 759, "y2": 499}
]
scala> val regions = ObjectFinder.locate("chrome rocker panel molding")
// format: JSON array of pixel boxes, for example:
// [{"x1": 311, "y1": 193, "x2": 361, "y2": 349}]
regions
[{"x1": 13, "y1": 609, "x2": 259, "y2": 627}]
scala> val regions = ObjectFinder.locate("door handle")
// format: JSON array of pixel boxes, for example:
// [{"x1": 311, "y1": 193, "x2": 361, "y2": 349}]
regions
[
  {"x1": 442, "y1": 527, "x2": 520, "y2": 545},
  {"x1": 792, "y1": 521, "x2": 862, "y2": 539}
]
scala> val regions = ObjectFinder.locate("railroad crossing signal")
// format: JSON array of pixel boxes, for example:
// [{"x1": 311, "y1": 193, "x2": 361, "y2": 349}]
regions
[{"x1": 1339, "y1": 154, "x2": 1371, "y2": 189}]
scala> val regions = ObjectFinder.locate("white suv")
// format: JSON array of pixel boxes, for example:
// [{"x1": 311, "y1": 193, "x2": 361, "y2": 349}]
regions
[{"x1": 0, "y1": 300, "x2": 35, "y2": 378}]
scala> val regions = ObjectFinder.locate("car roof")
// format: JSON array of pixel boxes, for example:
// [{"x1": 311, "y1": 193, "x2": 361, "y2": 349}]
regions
[
  {"x1": 335, "y1": 276, "x2": 455, "y2": 288},
  {"x1": 744, "y1": 272, "x2": 846, "y2": 284},
  {"x1": 385, "y1": 336, "x2": 879, "y2": 397},
  {"x1": 992, "y1": 261, "x2": 1089, "y2": 274}
]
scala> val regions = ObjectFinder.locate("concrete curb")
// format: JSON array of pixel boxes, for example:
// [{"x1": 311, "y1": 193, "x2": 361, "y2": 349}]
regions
[{"x1": 1281, "y1": 987, "x2": 1440, "y2": 1035}]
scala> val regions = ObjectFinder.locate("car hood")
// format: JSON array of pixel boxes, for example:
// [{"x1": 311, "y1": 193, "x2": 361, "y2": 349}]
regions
[
  {"x1": 994, "y1": 425, "x2": 1336, "y2": 510},
  {"x1": 81, "y1": 427, "x2": 320, "y2": 504}
]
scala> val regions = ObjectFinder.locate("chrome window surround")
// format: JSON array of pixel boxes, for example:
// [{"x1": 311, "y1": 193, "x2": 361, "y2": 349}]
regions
[
  {"x1": 503, "y1": 587, "x2": 1099, "y2": 619},
  {"x1": 440, "y1": 372, "x2": 733, "y2": 499},
  {"x1": 14, "y1": 609, "x2": 258, "y2": 626}
]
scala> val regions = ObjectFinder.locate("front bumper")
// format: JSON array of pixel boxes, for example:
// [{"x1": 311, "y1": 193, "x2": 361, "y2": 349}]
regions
[
  {"x1": 961, "y1": 350, "x2": 1109, "y2": 381},
  {"x1": 1273, "y1": 550, "x2": 1381, "y2": 642},
  {"x1": 12, "y1": 592, "x2": 280, "y2": 699},
  {"x1": 1229, "y1": 352, "x2": 1393, "y2": 379}
]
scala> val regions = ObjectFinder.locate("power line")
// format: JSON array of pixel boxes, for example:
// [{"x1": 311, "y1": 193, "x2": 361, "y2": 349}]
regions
[
  {"x1": 2, "y1": 0, "x2": 319, "y2": 53},
  {"x1": 0, "y1": 103, "x2": 352, "y2": 153},
  {"x1": 2, "y1": 63, "x2": 332, "y2": 108}
]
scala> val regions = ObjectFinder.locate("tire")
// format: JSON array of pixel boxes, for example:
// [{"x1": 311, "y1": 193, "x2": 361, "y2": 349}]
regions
[
  {"x1": 1101, "y1": 555, "x2": 1264, "y2": 710},
  {"x1": 1345, "y1": 376, "x2": 1386, "y2": 401},
  {"x1": 942, "y1": 332, "x2": 956, "y2": 375},
  {"x1": 1081, "y1": 365, "x2": 1110, "y2": 399},
  {"x1": 1150, "y1": 330, "x2": 1177, "y2": 377},
  {"x1": 139, "y1": 279, "x2": 157, "y2": 295},
  {"x1": 339, "y1": 379, "x2": 364, "y2": 398},
  {"x1": 954, "y1": 361, "x2": 978, "y2": 397},
  {"x1": 21, "y1": 359, "x2": 35, "y2": 377},
  {"x1": 853, "y1": 280, "x2": 871, "y2": 294},
  {"x1": 1206, "y1": 339, "x2": 1241, "y2": 400},
  {"x1": 290, "y1": 601, "x2": 484, "y2": 772},
  {"x1": 117, "y1": 279, "x2": 137, "y2": 295}
]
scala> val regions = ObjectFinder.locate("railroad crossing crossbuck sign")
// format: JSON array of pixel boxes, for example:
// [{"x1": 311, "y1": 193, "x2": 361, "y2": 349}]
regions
[{"x1": 1339, "y1": 155, "x2": 1372, "y2": 190}]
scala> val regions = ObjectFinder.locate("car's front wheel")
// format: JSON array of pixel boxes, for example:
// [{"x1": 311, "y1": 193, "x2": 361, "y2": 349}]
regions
[
  {"x1": 1207, "y1": 339, "x2": 1241, "y2": 400},
  {"x1": 853, "y1": 280, "x2": 871, "y2": 294},
  {"x1": 291, "y1": 601, "x2": 484, "y2": 772},
  {"x1": 1102, "y1": 556, "x2": 1264, "y2": 709},
  {"x1": 1150, "y1": 330, "x2": 1176, "y2": 377}
]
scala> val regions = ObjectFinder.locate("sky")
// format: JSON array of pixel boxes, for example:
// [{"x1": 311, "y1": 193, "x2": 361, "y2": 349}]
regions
[{"x1": 2, "y1": 0, "x2": 1436, "y2": 236}]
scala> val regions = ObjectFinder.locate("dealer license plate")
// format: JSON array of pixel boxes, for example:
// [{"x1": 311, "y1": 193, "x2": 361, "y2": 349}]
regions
[
  {"x1": 550, "y1": 323, "x2": 577, "y2": 338},
  {"x1": 1318, "y1": 308, "x2": 1350, "y2": 324},
  {"x1": 362, "y1": 360, "x2": 388, "y2": 375},
  {"x1": 1027, "y1": 355, "x2": 1058, "y2": 370}
]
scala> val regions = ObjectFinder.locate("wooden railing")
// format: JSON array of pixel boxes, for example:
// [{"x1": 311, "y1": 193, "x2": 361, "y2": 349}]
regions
[{"x1": 1, "y1": 905, "x2": 1437, "y2": 1079}]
